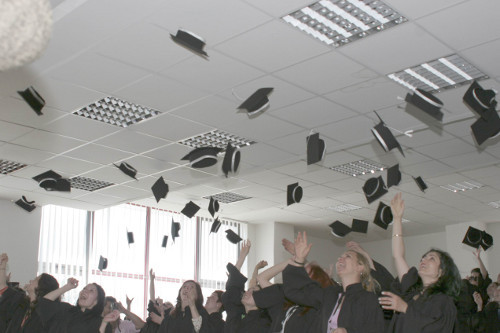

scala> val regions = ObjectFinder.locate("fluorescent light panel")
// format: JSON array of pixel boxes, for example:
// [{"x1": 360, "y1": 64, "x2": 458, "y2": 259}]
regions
[
  {"x1": 282, "y1": 0, "x2": 407, "y2": 47},
  {"x1": 488, "y1": 201, "x2": 500, "y2": 209},
  {"x1": 329, "y1": 203, "x2": 361, "y2": 212},
  {"x1": 440, "y1": 180, "x2": 483, "y2": 193},
  {"x1": 73, "y1": 97, "x2": 161, "y2": 128},
  {"x1": 0, "y1": 159, "x2": 27, "y2": 175},
  {"x1": 330, "y1": 159, "x2": 386, "y2": 177},
  {"x1": 179, "y1": 129, "x2": 256, "y2": 150},
  {"x1": 204, "y1": 192, "x2": 251, "y2": 204},
  {"x1": 388, "y1": 54, "x2": 488, "y2": 93}
]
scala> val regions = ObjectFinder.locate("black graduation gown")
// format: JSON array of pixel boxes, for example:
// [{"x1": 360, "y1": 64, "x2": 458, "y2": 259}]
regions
[
  {"x1": 204, "y1": 312, "x2": 224, "y2": 333},
  {"x1": 371, "y1": 260, "x2": 396, "y2": 324},
  {"x1": 140, "y1": 300, "x2": 161, "y2": 333},
  {"x1": 454, "y1": 279, "x2": 480, "y2": 333},
  {"x1": 477, "y1": 301, "x2": 499, "y2": 333},
  {"x1": 36, "y1": 298, "x2": 110, "y2": 333},
  {"x1": 253, "y1": 283, "x2": 317, "y2": 333},
  {"x1": 158, "y1": 305, "x2": 210, "y2": 333},
  {"x1": 388, "y1": 267, "x2": 457, "y2": 333},
  {"x1": 0, "y1": 287, "x2": 25, "y2": 333},
  {"x1": 6, "y1": 297, "x2": 48, "y2": 333},
  {"x1": 221, "y1": 263, "x2": 270, "y2": 333},
  {"x1": 282, "y1": 264, "x2": 384, "y2": 333}
]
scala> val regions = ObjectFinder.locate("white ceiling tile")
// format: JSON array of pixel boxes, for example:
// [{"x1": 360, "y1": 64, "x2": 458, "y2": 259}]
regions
[
  {"x1": 0, "y1": 121, "x2": 34, "y2": 142},
  {"x1": 95, "y1": 129, "x2": 169, "y2": 154},
  {"x1": 77, "y1": 192, "x2": 128, "y2": 206},
  {"x1": 133, "y1": 113, "x2": 214, "y2": 141},
  {"x1": 386, "y1": 0, "x2": 465, "y2": 20},
  {"x1": 41, "y1": 114, "x2": 120, "y2": 141},
  {"x1": 459, "y1": 165, "x2": 500, "y2": 179},
  {"x1": 232, "y1": 184, "x2": 282, "y2": 198},
  {"x1": 80, "y1": 166, "x2": 137, "y2": 185},
  {"x1": 322, "y1": 150, "x2": 366, "y2": 167},
  {"x1": 268, "y1": 130, "x2": 339, "y2": 156},
  {"x1": 36, "y1": 156, "x2": 101, "y2": 177},
  {"x1": 416, "y1": 138, "x2": 478, "y2": 159},
  {"x1": 440, "y1": 151, "x2": 498, "y2": 171},
  {"x1": 96, "y1": 184, "x2": 150, "y2": 199},
  {"x1": 239, "y1": 143, "x2": 298, "y2": 168},
  {"x1": 0, "y1": 97, "x2": 67, "y2": 128},
  {"x1": 64, "y1": 144, "x2": 134, "y2": 165},
  {"x1": 158, "y1": 166, "x2": 215, "y2": 186},
  {"x1": 0, "y1": 176, "x2": 40, "y2": 192},
  {"x1": 143, "y1": 143, "x2": 193, "y2": 164},
  {"x1": 0, "y1": 144, "x2": 54, "y2": 165},
  {"x1": 243, "y1": 0, "x2": 315, "y2": 17},
  {"x1": 324, "y1": 177, "x2": 365, "y2": 192},
  {"x1": 317, "y1": 115, "x2": 375, "y2": 145},
  {"x1": 270, "y1": 161, "x2": 324, "y2": 176},
  {"x1": 403, "y1": 127, "x2": 455, "y2": 148},
  {"x1": 296, "y1": 167, "x2": 349, "y2": 185},
  {"x1": 120, "y1": 155, "x2": 177, "y2": 175},
  {"x1": 12, "y1": 130, "x2": 84, "y2": 154},
  {"x1": 403, "y1": 160, "x2": 455, "y2": 179}
]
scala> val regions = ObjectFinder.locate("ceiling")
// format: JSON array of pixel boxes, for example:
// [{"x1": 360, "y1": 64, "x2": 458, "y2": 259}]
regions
[{"x1": 1, "y1": 0, "x2": 500, "y2": 241}]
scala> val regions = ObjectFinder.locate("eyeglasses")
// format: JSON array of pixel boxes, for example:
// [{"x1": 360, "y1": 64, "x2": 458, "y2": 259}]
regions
[{"x1": 469, "y1": 276, "x2": 478, "y2": 281}]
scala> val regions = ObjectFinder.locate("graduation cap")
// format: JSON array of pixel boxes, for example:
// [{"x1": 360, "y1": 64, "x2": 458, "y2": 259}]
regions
[
  {"x1": 480, "y1": 231, "x2": 493, "y2": 251},
  {"x1": 98, "y1": 256, "x2": 108, "y2": 271},
  {"x1": 386, "y1": 164, "x2": 401, "y2": 188},
  {"x1": 237, "y1": 88, "x2": 274, "y2": 116},
  {"x1": 151, "y1": 176, "x2": 169, "y2": 203},
  {"x1": 351, "y1": 219, "x2": 368, "y2": 234},
  {"x1": 287, "y1": 182, "x2": 303, "y2": 206},
  {"x1": 371, "y1": 111, "x2": 405, "y2": 157},
  {"x1": 462, "y1": 226, "x2": 482, "y2": 249},
  {"x1": 161, "y1": 235, "x2": 168, "y2": 248},
  {"x1": 171, "y1": 218, "x2": 181, "y2": 242},
  {"x1": 471, "y1": 107, "x2": 500, "y2": 146},
  {"x1": 17, "y1": 86, "x2": 45, "y2": 116},
  {"x1": 210, "y1": 217, "x2": 221, "y2": 234},
  {"x1": 405, "y1": 89, "x2": 444, "y2": 121},
  {"x1": 127, "y1": 231, "x2": 134, "y2": 245},
  {"x1": 373, "y1": 202, "x2": 393, "y2": 230},
  {"x1": 208, "y1": 197, "x2": 219, "y2": 218},
  {"x1": 329, "y1": 221, "x2": 352, "y2": 238},
  {"x1": 413, "y1": 176, "x2": 428, "y2": 192},
  {"x1": 363, "y1": 176, "x2": 388, "y2": 204},
  {"x1": 181, "y1": 201, "x2": 200, "y2": 218},
  {"x1": 114, "y1": 162, "x2": 138, "y2": 179},
  {"x1": 463, "y1": 80, "x2": 497, "y2": 118},
  {"x1": 182, "y1": 147, "x2": 222, "y2": 168},
  {"x1": 222, "y1": 143, "x2": 241, "y2": 177},
  {"x1": 15, "y1": 196, "x2": 36, "y2": 212},
  {"x1": 306, "y1": 132, "x2": 326, "y2": 165},
  {"x1": 225, "y1": 229, "x2": 242, "y2": 244},
  {"x1": 32, "y1": 170, "x2": 71, "y2": 192},
  {"x1": 170, "y1": 29, "x2": 208, "y2": 57}
]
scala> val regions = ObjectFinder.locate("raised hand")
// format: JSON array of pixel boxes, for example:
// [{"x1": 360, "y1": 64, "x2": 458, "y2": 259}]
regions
[
  {"x1": 150, "y1": 269, "x2": 155, "y2": 280},
  {"x1": 126, "y1": 295, "x2": 134, "y2": 307},
  {"x1": 390, "y1": 192, "x2": 405, "y2": 221},
  {"x1": 103, "y1": 310, "x2": 120, "y2": 323},
  {"x1": 294, "y1": 232, "x2": 312, "y2": 263},
  {"x1": 379, "y1": 291, "x2": 408, "y2": 313},
  {"x1": 255, "y1": 260, "x2": 268, "y2": 270},
  {"x1": 240, "y1": 240, "x2": 251, "y2": 257},
  {"x1": 282, "y1": 238, "x2": 296, "y2": 256},
  {"x1": 473, "y1": 291, "x2": 483, "y2": 311},
  {"x1": 116, "y1": 301, "x2": 127, "y2": 313},
  {"x1": 0, "y1": 253, "x2": 8, "y2": 269},
  {"x1": 66, "y1": 278, "x2": 79, "y2": 290}
]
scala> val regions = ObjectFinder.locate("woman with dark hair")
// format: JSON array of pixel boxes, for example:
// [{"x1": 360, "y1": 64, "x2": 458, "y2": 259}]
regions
[
  {"x1": 378, "y1": 193, "x2": 461, "y2": 333},
  {"x1": 203, "y1": 290, "x2": 225, "y2": 333},
  {"x1": 283, "y1": 232, "x2": 384, "y2": 333},
  {"x1": 37, "y1": 277, "x2": 119, "y2": 333},
  {"x1": 157, "y1": 280, "x2": 209, "y2": 333}
]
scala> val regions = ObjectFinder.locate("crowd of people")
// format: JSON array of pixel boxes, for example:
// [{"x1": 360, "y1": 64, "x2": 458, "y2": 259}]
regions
[{"x1": 0, "y1": 193, "x2": 499, "y2": 333}]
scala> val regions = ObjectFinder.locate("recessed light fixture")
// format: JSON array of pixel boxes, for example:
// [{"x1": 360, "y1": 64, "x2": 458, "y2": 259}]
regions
[
  {"x1": 73, "y1": 97, "x2": 161, "y2": 128},
  {"x1": 282, "y1": 0, "x2": 407, "y2": 47},
  {"x1": 388, "y1": 54, "x2": 488, "y2": 93},
  {"x1": 203, "y1": 192, "x2": 251, "y2": 204},
  {"x1": 330, "y1": 159, "x2": 386, "y2": 177},
  {"x1": 488, "y1": 201, "x2": 500, "y2": 208},
  {"x1": 70, "y1": 176, "x2": 114, "y2": 192},
  {"x1": 0, "y1": 159, "x2": 27, "y2": 175},
  {"x1": 179, "y1": 130, "x2": 256, "y2": 150},
  {"x1": 328, "y1": 203, "x2": 361, "y2": 212},
  {"x1": 440, "y1": 181, "x2": 483, "y2": 193}
]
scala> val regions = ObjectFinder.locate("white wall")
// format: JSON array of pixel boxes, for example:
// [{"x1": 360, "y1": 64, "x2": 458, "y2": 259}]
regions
[
  {"x1": 0, "y1": 198, "x2": 41, "y2": 285},
  {"x1": 486, "y1": 222, "x2": 500, "y2": 279}
]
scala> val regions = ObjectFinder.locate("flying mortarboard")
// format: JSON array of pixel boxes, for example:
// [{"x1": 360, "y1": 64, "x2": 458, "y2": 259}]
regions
[
  {"x1": 182, "y1": 147, "x2": 222, "y2": 168},
  {"x1": 463, "y1": 80, "x2": 497, "y2": 118},
  {"x1": 405, "y1": 89, "x2": 444, "y2": 121},
  {"x1": 225, "y1": 229, "x2": 242, "y2": 244},
  {"x1": 210, "y1": 217, "x2": 222, "y2": 234},
  {"x1": 170, "y1": 29, "x2": 208, "y2": 57},
  {"x1": 161, "y1": 235, "x2": 168, "y2": 248},
  {"x1": 171, "y1": 218, "x2": 181, "y2": 242},
  {"x1": 151, "y1": 176, "x2": 169, "y2": 203},
  {"x1": 222, "y1": 143, "x2": 240, "y2": 177},
  {"x1": 17, "y1": 86, "x2": 45, "y2": 116},
  {"x1": 98, "y1": 256, "x2": 108, "y2": 271},
  {"x1": 15, "y1": 196, "x2": 36, "y2": 212},
  {"x1": 462, "y1": 226, "x2": 482, "y2": 249},
  {"x1": 470, "y1": 107, "x2": 500, "y2": 146},
  {"x1": 371, "y1": 111, "x2": 405, "y2": 156},
  {"x1": 480, "y1": 231, "x2": 493, "y2": 251},
  {"x1": 287, "y1": 182, "x2": 303, "y2": 206},
  {"x1": 363, "y1": 176, "x2": 388, "y2": 204},
  {"x1": 114, "y1": 162, "x2": 138, "y2": 180},
  {"x1": 208, "y1": 197, "x2": 219, "y2": 218},
  {"x1": 351, "y1": 219, "x2": 368, "y2": 234},
  {"x1": 306, "y1": 132, "x2": 326, "y2": 165},
  {"x1": 386, "y1": 164, "x2": 401, "y2": 188},
  {"x1": 181, "y1": 201, "x2": 200, "y2": 218},
  {"x1": 329, "y1": 221, "x2": 352, "y2": 238},
  {"x1": 413, "y1": 176, "x2": 428, "y2": 192},
  {"x1": 32, "y1": 170, "x2": 71, "y2": 192},
  {"x1": 127, "y1": 231, "x2": 134, "y2": 245},
  {"x1": 237, "y1": 88, "x2": 274, "y2": 116},
  {"x1": 373, "y1": 202, "x2": 393, "y2": 230}
]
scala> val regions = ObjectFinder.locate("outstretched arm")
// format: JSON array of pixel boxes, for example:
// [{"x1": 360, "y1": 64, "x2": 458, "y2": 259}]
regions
[
  {"x1": 0, "y1": 253, "x2": 8, "y2": 290},
  {"x1": 235, "y1": 240, "x2": 251, "y2": 271},
  {"x1": 117, "y1": 302, "x2": 145, "y2": 329},
  {"x1": 257, "y1": 260, "x2": 291, "y2": 289},
  {"x1": 290, "y1": 232, "x2": 312, "y2": 267},
  {"x1": 249, "y1": 260, "x2": 268, "y2": 289},
  {"x1": 473, "y1": 248, "x2": 488, "y2": 280},
  {"x1": 149, "y1": 268, "x2": 156, "y2": 301},
  {"x1": 391, "y1": 193, "x2": 410, "y2": 281},
  {"x1": 44, "y1": 278, "x2": 78, "y2": 301}
]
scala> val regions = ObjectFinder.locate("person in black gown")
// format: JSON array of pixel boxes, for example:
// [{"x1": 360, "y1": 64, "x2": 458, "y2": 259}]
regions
[
  {"x1": 378, "y1": 193, "x2": 461, "y2": 333},
  {"x1": 0, "y1": 254, "x2": 26, "y2": 333},
  {"x1": 203, "y1": 290, "x2": 225, "y2": 333}
]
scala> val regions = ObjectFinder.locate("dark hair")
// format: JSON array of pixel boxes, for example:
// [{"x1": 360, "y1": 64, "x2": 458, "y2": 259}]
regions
[
  {"x1": 417, "y1": 249, "x2": 461, "y2": 300},
  {"x1": 105, "y1": 296, "x2": 117, "y2": 304},
  {"x1": 308, "y1": 264, "x2": 335, "y2": 288},
  {"x1": 213, "y1": 290, "x2": 224, "y2": 313},
  {"x1": 35, "y1": 273, "x2": 59, "y2": 300},
  {"x1": 76, "y1": 283, "x2": 106, "y2": 318},
  {"x1": 471, "y1": 268, "x2": 481, "y2": 274},
  {"x1": 170, "y1": 280, "x2": 204, "y2": 318}
]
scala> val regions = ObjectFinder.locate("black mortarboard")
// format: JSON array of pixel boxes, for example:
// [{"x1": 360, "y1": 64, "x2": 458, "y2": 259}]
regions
[
  {"x1": 329, "y1": 221, "x2": 352, "y2": 238},
  {"x1": 225, "y1": 229, "x2": 242, "y2": 244},
  {"x1": 306, "y1": 132, "x2": 326, "y2": 165},
  {"x1": 210, "y1": 217, "x2": 221, "y2": 234},
  {"x1": 114, "y1": 162, "x2": 138, "y2": 179},
  {"x1": 181, "y1": 201, "x2": 200, "y2": 218},
  {"x1": 386, "y1": 164, "x2": 401, "y2": 188},
  {"x1": 371, "y1": 111, "x2": 405, "y2": 156},
  {"x1": 351, "y1": 219, "x2": 368, "y2": 233},
  {"x1": 15, "y1": 196, "x2": 36, "y2": 212},
  {"x1": 151, "y1": 176, "x2": 169, "y2": 203},
  {"x1": 182, "y1": 147, "x2": 222, "y2": 168},
  {"x1": 98, "y1": 256, "x2": 108, "y2": 271},
  {"x1": 170, "y1": 29, "x2": 208, "y2": 57},
  {"x1": 208, "y1": 197, "x2": 219, "y2": 218},
  {"x1": 171, "y1": 218, "x2": 181, "y2": 242},
  {"x1": 471, "y1": 107, "x2": 500, "y2": 146},
  {"x1": 413, "y1": 176, "x2": 428, "y2": 192},
  {"x1": 127, "y1": 231, "x2": 134, "y2": 245},
  {"x1": 463, "y1": 80, "x2": 497, "y2": 118},
  {"x1": 222, "y1": 143, "x2": 241, "y2": 177},
  {"x1": 373, "y1": 202, "x2": 393, "y2": 230},
  {"x1": 462, "y1": 226, "x2": 482, "y2": 249},
  {"x1": 32, "y1": 170, "x2": 71, "y2": 192},
  {"x1": 405, "y1": 89, "x2": 444, "y2": 121},
  {"x1": 363, "y1": 176, "x2": 388, "y2": 204},
  {"x1": 17, "y1": 86, "x2": 45, "y2": 116},
  {"x1": 161, "y1": 235, "x2": 168, "y2": 248},
  {"x1": 287, "y1": 182, "x2": 303, "y2": 206},
  {"x1": 237, "y1": 88, "x2": 274, "y2": 116},
  {"x1": 480, "y1": 231, "x2": 493, "y2": 251}
]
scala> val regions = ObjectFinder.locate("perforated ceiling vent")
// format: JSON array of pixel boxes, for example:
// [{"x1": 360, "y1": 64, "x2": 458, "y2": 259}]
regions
[
  {"x1": 179, "y1": 130, "x2": 256, "y2": 150},
  {"x1": 204, "y1": 192, "x2": 252, "y2": 204},
  {"x1": 330, "y1": 159, "x2": 386, "y2": 177},
  {"x1": 0, "y1": 159, "x2": 27, "y2": 175},
  {"x1": 70, "y1": 176, "x2": 114, "y2": 191}
]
